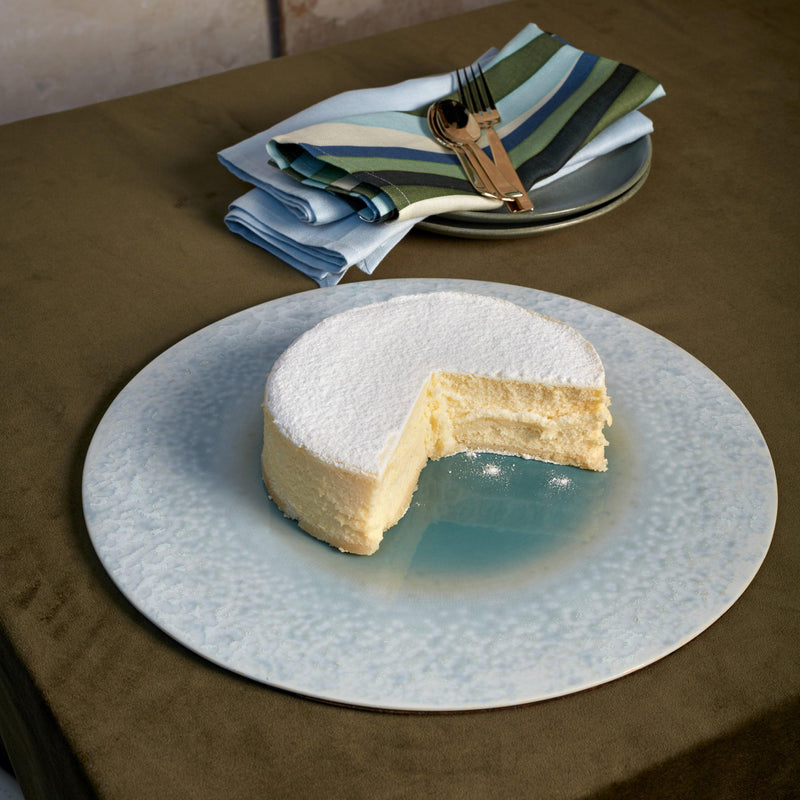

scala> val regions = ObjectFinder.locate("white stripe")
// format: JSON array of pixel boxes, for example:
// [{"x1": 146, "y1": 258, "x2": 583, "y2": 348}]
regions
[
  {"x1": 396, "y1": 194, "x2": 502, "y2": 221},
  {"x1": 273, "y1": 120, "x2": 444, "y2": 156}
]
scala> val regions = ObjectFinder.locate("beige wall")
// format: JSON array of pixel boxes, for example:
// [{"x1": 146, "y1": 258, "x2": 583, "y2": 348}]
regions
[
  {"x1": 277, "y1": 0, "x2": 511, "y2": 55},
  {"x1": 1, "y1": 0, "x2": 507, "y2": 126},
  {"x1": 0, "y1": 0, "x2": 272, "y2": 125}
]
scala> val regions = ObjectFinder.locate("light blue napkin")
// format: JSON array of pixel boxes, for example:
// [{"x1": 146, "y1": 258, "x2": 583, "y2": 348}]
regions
[{"x1": 219, "y1": 68, "x2": 474, "y2": 286}]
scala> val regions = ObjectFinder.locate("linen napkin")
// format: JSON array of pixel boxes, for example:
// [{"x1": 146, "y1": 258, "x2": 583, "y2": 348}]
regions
[
  {"x1": 219, "y1": 23, "x2": 663, "y2": 286},
  {"x1": 266, "y1": 23, "x2": 663, "y2": 223}
]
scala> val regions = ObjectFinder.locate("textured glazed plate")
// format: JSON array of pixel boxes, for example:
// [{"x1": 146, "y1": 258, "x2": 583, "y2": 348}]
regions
[
  {"x1": 82, "y1": 278, "x2": 777, "y2": 711},
  {"x1": 417, "y1": 136, "x2": 651, "y2": 239}
]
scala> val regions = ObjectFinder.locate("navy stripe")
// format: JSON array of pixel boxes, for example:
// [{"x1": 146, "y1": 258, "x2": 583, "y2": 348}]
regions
[
  {"x1": 304, "y1": 142, "x2": 458, "y2": 165},
  {"x1": 517, "y1": 63, "x2": 638, "y2": 186},
  {"x1": 503, "y1": 51, "x2": 599, "y2": 151}
]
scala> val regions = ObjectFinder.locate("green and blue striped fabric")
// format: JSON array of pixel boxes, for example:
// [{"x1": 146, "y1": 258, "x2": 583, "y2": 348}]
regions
[{"x1": 267, "y1": 24, "x2": 664, "y2": 223}]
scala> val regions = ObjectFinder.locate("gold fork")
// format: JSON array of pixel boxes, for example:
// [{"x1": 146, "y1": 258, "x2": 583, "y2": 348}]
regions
[{"x1": 457, "y1": 66, "x2": 534, "y2": 212}]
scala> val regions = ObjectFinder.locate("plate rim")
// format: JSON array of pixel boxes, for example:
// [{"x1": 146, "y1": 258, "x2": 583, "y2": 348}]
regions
[{"x1": 416, "y1": 164, "x2": 650, "y2": 240}]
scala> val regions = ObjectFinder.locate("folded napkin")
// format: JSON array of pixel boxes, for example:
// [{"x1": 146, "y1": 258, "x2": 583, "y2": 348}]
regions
[
  {"x1": 223, "y1": 189, "x2": 414, "y2": 286},
  {"x1": 219, "y1": 23, "x2": 664, "y2": 285},
  {"x1": 266, "y1": 24, "x2": 663, "y2": 223}
]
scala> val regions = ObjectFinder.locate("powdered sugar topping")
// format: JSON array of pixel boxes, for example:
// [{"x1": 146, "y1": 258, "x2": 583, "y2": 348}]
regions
[{"x1": 266, "y1": 292, "x2": 604, "y2": 475}]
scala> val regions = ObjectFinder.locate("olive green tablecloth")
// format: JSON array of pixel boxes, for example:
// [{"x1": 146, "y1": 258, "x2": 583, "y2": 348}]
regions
[{"x1": 1, "y1": 1, "x2": 798, "y2": 797}]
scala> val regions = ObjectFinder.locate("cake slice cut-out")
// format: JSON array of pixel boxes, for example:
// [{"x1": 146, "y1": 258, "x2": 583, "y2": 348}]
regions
[{"x1": 262, "y1": 292, "x2": 611, "y2": 555}]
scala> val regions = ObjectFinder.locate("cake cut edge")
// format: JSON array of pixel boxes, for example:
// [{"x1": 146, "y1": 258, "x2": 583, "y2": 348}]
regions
[{"x1": 262, "y1": 370, "x2": 611, "y2": 555}]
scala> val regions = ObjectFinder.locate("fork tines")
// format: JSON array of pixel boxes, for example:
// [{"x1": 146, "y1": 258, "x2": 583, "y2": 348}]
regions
[{"x1": 457, "y1": 65, "x2": 497, "y2": 115}]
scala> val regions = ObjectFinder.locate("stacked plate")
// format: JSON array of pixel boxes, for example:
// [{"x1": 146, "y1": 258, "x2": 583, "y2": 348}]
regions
[{"x1": 417, "y1": 135, "x2": 651, "y2": 239}]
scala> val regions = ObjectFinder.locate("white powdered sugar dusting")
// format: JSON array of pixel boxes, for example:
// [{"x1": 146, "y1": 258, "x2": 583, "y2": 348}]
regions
[
  {"x1": 548, "y1": 473, "x2": 574, "y2": 492},
  {"x1": 266, "y1": 292, "x2": 605, "y2": 475}
]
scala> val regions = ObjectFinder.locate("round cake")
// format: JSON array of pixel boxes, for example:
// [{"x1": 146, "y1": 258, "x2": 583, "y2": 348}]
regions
[{"x1": 262, "y1": 291, "x2": 611, "y2": 554}]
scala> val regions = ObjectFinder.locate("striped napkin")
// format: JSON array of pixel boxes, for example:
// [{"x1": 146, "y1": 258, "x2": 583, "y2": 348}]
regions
[
  {"x1": 218, "y1": 23, "x2": 663, "y2": 285},
  {"x1": 267, "y1": 23, "x2": 664, "y2": 223}
]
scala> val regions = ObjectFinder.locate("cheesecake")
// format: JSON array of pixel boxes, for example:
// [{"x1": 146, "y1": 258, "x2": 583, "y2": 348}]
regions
[{"x1": 262, "y1": 291, "x2": 611, "y2": 555}]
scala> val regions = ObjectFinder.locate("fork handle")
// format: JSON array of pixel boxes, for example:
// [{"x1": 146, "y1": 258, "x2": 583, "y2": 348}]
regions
[
  {"x1": 451, "y1": 146, "x2": 493, "y2": 197},
  {"x1": 460, "y1": 139, "x2": 525, "y2": 201},
  {"x1": 483, "y1": 127, "x2": 534, "y2": 212}
]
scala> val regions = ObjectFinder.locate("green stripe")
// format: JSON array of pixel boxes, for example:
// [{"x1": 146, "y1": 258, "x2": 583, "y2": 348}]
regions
[
  {"x1": 479, "y1": 33, "x2": 565, "y2": 104},
  {"x1": 586, "y1": 71, "x2": 661, "y2": 140},
  {"x1": 379, "y1": 182, "x2": 472, "y2": 209}
]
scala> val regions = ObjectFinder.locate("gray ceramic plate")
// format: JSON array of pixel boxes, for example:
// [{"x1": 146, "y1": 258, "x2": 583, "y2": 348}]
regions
[
  {"x1": 417, "y1": 136, "x2": 651, "y2": 238},
  {"x1": 82, "y1": 278, "x2": 776, "y2": 711}
]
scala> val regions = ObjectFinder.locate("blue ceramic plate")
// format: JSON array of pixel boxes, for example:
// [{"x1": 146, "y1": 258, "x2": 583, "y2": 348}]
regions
[{"x1": 82, "y1": 279, "x2": 777, "y2": 711}]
